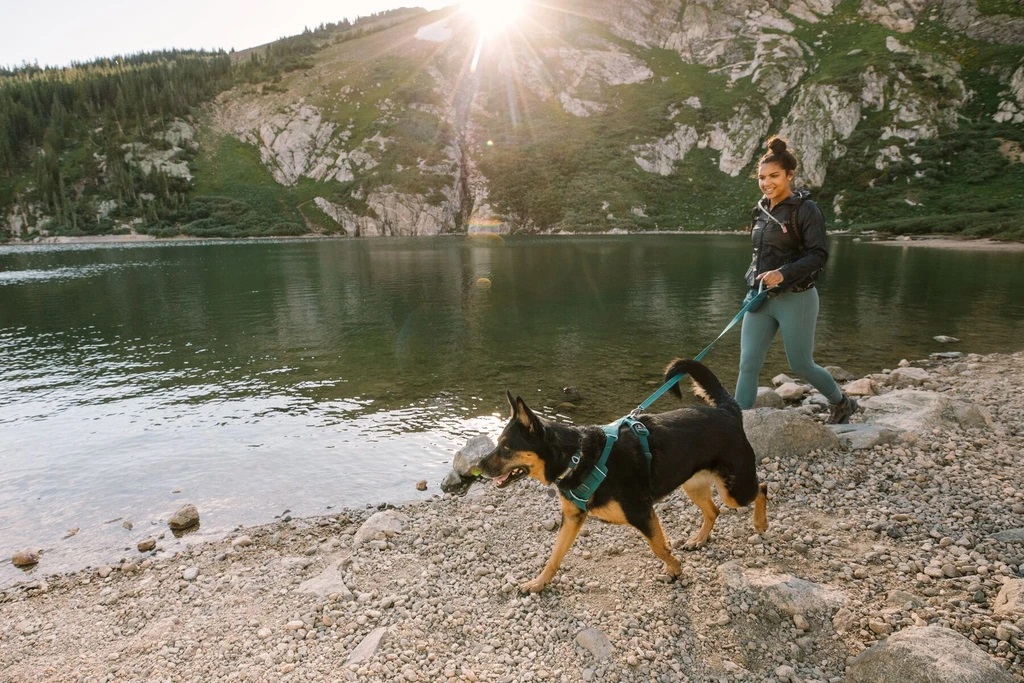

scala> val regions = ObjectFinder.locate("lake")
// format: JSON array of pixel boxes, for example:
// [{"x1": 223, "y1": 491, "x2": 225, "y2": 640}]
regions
[{"x1": 2, "y1": 234, "x2": 1022, "y2": 585}]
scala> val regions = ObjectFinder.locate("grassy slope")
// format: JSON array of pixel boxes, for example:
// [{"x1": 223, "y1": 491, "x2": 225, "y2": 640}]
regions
[{"x1": 190, "y1": 10, "x2": 459, "y2": 235}]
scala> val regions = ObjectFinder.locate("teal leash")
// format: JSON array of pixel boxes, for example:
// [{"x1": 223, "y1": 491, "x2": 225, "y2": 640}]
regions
[
  {"x1": 560, "y1": 284, "x2": 769, "y2": 511},
  {"x1": 629, "y1": 281, "x2": 768, "y2": 417}
]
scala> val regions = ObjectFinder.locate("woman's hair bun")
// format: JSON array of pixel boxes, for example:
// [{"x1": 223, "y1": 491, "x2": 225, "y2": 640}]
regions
[{"x1": 767, "y1": 136, "x2": 788, "y2": 155}]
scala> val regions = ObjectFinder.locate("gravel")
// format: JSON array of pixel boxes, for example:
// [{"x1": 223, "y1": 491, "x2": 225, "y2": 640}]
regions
[{"x1": 2, "y1": 351, "x2": 1023, "y2": 682}]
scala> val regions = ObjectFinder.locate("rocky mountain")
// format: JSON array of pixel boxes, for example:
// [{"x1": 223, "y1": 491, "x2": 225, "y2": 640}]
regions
[{"x1": 4, "y1": 0, "x2": 1024, "y2": 239}]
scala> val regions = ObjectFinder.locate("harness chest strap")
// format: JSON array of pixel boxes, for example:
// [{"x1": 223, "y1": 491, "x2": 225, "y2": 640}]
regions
[{"x1": 558, "y1": 417, "x2": 652, "y2": 512}]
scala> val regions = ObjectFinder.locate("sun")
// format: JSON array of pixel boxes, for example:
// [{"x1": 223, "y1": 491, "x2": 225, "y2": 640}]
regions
[{"x1": 459, "y1": 0, "x2": 529, "y2": 35}]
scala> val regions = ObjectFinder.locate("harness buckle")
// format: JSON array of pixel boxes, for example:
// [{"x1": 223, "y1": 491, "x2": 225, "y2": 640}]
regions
[{"x1": 629, "y1": 421, "x2": 649, "y2": 437}]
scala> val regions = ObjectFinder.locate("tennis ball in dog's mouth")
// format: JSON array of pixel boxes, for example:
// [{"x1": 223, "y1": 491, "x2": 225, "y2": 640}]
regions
[{"x1": 468, "y1": 467, "x2": 483, "y2": 477}]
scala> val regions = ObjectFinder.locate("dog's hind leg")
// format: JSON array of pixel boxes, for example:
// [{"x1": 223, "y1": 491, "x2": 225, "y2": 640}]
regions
[
  {"x1": 680, "y1": 471, "x2": 720, "y2": 550},
  {"x1": 521, "y1": 497, "x2": 587, "y2": 594}
]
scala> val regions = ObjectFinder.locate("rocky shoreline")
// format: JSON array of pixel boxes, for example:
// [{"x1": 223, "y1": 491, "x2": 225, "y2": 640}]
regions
[{"x1": 3, "y1": 351, "x2": 1024, "y2": 682}]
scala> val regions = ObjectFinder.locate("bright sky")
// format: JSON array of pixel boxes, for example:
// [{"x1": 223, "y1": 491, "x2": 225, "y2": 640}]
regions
[{"x1": 3, "y1": 0, "x2": 456, "y2": 69}]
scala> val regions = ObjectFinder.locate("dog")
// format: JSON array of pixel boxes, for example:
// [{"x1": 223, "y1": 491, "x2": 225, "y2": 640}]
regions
[{"x1": 478, "y1": 358, "x2": 768, "y2": 593}]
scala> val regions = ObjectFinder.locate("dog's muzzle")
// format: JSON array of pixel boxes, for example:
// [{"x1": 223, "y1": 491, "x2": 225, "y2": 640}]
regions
[{"x1": 490, "y1": 466, "x2": 529, "y2": 488}]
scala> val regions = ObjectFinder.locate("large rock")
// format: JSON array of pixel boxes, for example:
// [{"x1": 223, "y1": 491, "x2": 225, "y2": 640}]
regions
[
  {"x1": 859, "y1": 390, "x2": 992, "y2": 434},
  {"x1": 993, "y1": 578, "x2": 1024, "y2": 617},
  {"x1": 453, "y1": 435, "x2": 494, "y2": 476},
  {"x1": 353, "y1": 510, "x2": 409, "y2": 548},
  {"x1": 347, "y1": 627, "x2": 387, "y2": 665},
  {"x1": 442, "y1": 435, "x2": 495, "y2": 494},
  {"x1": 753, "y1": 387, "x2": 785, "y2": 409},
  {"x1": 886, "y1": 366, "x2": 930, "y2": 388},
  {"x1": 296, "y1": 555, "x2": 354, "y2": 600},
  {"x1": 843, "y1": 377, "x2": 877, "y2": 397},
  {"x1": 168, "y1": 504, "x2": 200, "y2": 531},
  {"x1": 742, "y1": 408, "x2": 841, "y2": 459},
  {"x1": 830, "y1": 423, "x2": 900, "y2": 450},
  {"x1": 844, "y1": 625, "x2": 1015, "y2": 683},
  {"x1": 717, "y1": 561, "x2": 845, "y2": 616},
  {"x1": 575, "y1": 628, "x2": 613, "y2": 660},
  {"x1": 991, "y1": 528, "x2": 1024, "y2": 544}
]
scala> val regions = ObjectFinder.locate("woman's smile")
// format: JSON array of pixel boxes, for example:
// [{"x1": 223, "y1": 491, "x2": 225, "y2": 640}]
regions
[{"x1": 758, "y1": 161, "x2": 793, "y2": 206}]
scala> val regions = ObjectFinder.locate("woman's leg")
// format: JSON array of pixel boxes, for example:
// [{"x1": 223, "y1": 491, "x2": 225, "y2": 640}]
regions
[
  {"x1": 736, "y1": 308, "x2": 779, "y2": 409},
  {"x1": 774, "y1": 288, "x2": 844, "y2": 404}
]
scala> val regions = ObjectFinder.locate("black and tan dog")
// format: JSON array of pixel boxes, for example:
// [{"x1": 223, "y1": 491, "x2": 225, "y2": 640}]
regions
[{"x1": 478, "y1": 358, "x2": 768, "y2": 593}]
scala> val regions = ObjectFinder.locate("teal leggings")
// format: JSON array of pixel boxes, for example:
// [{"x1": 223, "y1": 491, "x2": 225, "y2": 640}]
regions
[{"x1": 735, "y1": 287, "x2": 843, "y2": 409}]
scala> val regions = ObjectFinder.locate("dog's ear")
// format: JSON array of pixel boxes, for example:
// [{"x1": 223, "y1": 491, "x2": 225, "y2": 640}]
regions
[
  {"x1": 506, "y1": 390, "x2": 516, "y2": 418},
  {"x1": 513, "y1": 395, "x2": 540, "y2": 434}
]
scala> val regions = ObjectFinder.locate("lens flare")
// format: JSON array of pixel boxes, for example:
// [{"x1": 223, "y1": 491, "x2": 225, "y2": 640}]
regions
[{"x1": 460, "y1": 0, "x2": 529, "y2": 36}]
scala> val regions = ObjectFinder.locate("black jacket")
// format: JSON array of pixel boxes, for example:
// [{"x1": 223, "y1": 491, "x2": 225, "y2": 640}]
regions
[{"x1": 743, "y1": 190, "x2": 828, "y2": 292}]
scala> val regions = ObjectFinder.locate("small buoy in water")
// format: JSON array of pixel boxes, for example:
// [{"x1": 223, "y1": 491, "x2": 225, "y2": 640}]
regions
[{"x1": 475, "y1": 277, "x2": 492, "y2": 289}]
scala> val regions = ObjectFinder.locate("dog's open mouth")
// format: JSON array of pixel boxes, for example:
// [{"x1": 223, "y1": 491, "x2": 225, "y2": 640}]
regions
[{"x1": 492, "y1": 466, "x2": 529, "y2": 488}]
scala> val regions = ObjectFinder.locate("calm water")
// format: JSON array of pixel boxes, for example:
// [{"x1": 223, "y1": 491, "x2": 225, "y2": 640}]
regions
[{"x1": 1, "y1": 235, "x2": 1023, "y2": 585}]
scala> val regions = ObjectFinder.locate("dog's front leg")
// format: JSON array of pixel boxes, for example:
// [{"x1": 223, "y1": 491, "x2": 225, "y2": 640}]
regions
[{"x1": 521, "y1": 497, "x2": 587, "y2": 593}]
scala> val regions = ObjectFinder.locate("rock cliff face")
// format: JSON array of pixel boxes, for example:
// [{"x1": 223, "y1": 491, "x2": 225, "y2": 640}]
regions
[{"x1": 198, "y1": 0, "x2": 1023, "y2": 235}]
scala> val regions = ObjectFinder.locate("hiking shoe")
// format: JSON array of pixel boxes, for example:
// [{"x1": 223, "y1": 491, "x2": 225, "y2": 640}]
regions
[{"x1": 827, "y1": 395, "x2": 858, "y2": 424}]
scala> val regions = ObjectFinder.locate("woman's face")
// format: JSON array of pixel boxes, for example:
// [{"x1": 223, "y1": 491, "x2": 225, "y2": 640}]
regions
[{"x1": 758, "y1": 162, "x2": 794, "y2": 205}]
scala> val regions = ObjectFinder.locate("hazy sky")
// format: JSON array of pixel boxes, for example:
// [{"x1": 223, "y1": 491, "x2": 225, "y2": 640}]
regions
[{"x1": 3, "y1": 0, "x2": 456, "y2": 68}]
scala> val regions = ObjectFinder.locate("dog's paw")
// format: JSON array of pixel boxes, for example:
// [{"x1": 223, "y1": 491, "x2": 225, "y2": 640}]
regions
[
  {"x1": 519, "y1": 578, "x2": 549, "y2": 594},
  {"x1": 679, "y1": 537, "x2": 709, "y2": 552}
]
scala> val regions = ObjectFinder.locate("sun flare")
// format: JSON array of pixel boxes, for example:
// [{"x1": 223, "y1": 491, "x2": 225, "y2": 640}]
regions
[{"x1": 459, "y1": 0, "x2": 529, "y2": 35}]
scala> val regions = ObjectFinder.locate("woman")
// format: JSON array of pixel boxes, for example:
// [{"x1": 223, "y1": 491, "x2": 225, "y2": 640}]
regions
[{"x1": 735, "y1": 136, "x2": 857, "y2": 424}]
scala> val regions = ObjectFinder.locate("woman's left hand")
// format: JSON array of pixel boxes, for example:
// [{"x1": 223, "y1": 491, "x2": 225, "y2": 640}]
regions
[{"x1": 758, "y1": 270, "x2": 784, "y2": 288}]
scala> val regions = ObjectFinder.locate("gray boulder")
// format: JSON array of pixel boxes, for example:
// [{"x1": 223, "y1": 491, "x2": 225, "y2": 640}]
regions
[
  {"x1": 296, "y1": 554, "x2": 354, "y2": 600},
  {"x1": 830, "y1": 424, "x2": 900, "y2": 450},
  {"x1": 717, "y1": 561, "x2": 845, "y2": 616},
  {"x1": 575, "y1": 628, "x2": 613, "y2": 660},
  {"x1": 347, "y1": 627, "x2": 387, "y2": 665},
  {"x1": 844, "y1": 625, "x2": 1014, "y2": 683},
  {"x1": 453, "y1": 435, "x2": 494, "y2": 476},
  {"x1": 859, "y1": 390, "x2": 992, "y2": 434},
  {"x1": 441, "y1": 435, "x2": 496, "y2": 494},
  {"x1": 991, "y1": 528, "x2": 1024, "y2": 544},
  {"x1": 887, "y1": 366, "x2": 930, "y2": 388},
  {"x1": 742, "y1": 408, "x2": 841, "y2": 459},
  {"x1": 753, "y1": 387, "x2": 785, "y2": 409},
  {"x1": 824, "y1": 365, "x2": 856, "y2": 382},
  {"x1": 775, "y1": 382, "x2": 806, "y2": 402},
  {"x1": 353, "y1": 510, "x2": 408, "y2": 548}
]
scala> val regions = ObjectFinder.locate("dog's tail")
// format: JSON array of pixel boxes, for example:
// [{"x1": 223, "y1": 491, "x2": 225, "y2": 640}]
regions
[{"x1": 663, "y1": 358, "x2": 742, "y2": 419}]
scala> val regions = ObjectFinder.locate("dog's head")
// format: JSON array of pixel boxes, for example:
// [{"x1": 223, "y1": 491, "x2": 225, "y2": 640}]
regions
[{"x1": 477, "y1": 391, "x2": 550, "y2": 488}]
